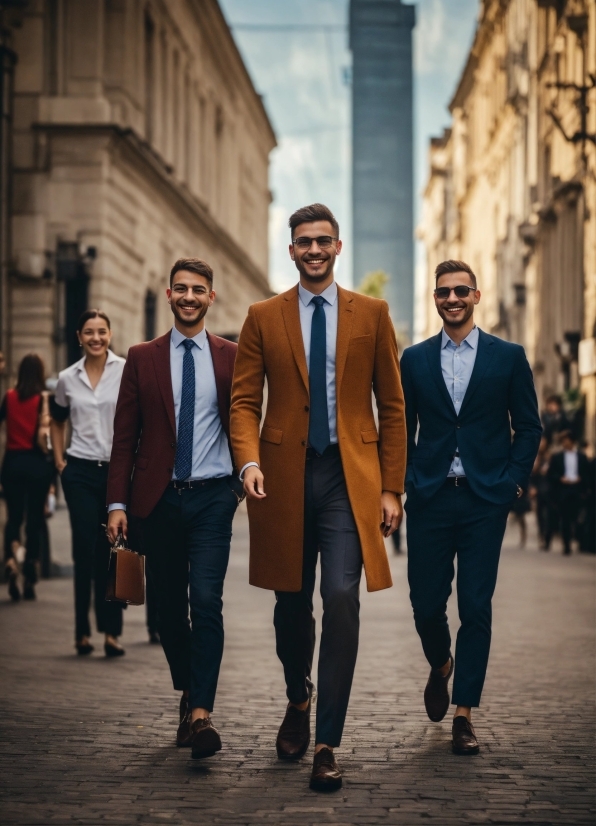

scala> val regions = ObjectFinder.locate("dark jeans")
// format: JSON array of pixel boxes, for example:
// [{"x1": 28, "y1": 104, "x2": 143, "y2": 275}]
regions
[
  {"x1": 407, "y1": 480, "x2": 510, "y2": 708},
  {"x1": 61, "y1": 457, "x2": 123, "y2": 640},
  {"x1": 1, "y1": 449, "x2": 53, "y2": 583},
  {"x1": 142, "y1": 478, "x2": 239, "y2": 711},
  {"x1": 274, "y1": 446, "x2": 363, "y2": 747}
]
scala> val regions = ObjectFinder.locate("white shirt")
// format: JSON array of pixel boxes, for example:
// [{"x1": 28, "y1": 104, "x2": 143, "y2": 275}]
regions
[
  {"x1": 440, "y1": 326, "x2": 479, "y2": 477},
  {"x1": 170, "y1": 326, "x2": 232, "y2": 480},
  {"x1": 563, "y1": 450, "x2": 579, "y2": 482},
  {"x1": 54, "y1": 350, "x2": 125, "y2": 462}
]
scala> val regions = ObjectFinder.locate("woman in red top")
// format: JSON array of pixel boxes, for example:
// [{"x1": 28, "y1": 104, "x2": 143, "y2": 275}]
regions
[{"x1": 1, "y1": 354, "x2": 53, "y2": 600}]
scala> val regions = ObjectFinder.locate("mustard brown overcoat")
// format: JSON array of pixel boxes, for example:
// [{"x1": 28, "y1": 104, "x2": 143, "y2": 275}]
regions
[{"x1": 230, "y1": 284, "x2": 407, "y2": 593}]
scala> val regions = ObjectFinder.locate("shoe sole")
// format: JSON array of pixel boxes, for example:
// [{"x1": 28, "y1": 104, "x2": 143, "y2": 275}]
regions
[
  {"x1": 309, "y1": 777, "x2": 343, "y2": 792},
  {"x1": 452, "y1": 744, "x2": 480, "y2": 755},
  {"x1": 276, "y1": 735, "x2": 310, "y2": 761}
]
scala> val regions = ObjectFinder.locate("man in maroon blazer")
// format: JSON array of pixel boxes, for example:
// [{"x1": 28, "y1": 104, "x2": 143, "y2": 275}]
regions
[{"x1": 107, "y1": 258, "x2": 242, "y2": 760}]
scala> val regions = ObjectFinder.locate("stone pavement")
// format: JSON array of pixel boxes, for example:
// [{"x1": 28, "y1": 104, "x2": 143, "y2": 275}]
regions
[{"x1": 0, "y1": 510, "x2": 594, "y2": 826}]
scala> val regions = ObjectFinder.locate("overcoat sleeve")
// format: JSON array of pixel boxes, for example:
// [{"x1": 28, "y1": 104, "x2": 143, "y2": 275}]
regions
[
  {"x1": 230, "y1": 306, "x2": 265, "y2": 472},
  {"x1": 372, "y1": 302, "x2": 407, "y2": 494},
  {"x1": 107, "y1": 349, "x2": 142, "y2": 506}
]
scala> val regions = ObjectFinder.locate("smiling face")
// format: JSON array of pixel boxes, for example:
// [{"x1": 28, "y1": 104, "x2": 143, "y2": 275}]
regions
[
  {"x1": 434, "y1": 271, "x2": 480, "y2": 330},
  {"x1": 289, "y1": 219, "x2": 342, "y2": 287},
  {"x1": 167, "y1": 269, "x2": 214, "y2": 332},
  {"x1": 77, "y1": 316, "x2": 112, "y2": 359}
]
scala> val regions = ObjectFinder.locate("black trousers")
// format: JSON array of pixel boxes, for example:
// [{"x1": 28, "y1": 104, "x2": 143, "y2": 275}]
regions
[
  {"x1": 60, "y1": 457, "x2": 123, "y2": 640},
  {"x1": 407, "y1": 480, "x2": 509, "y2": 708},
  {"x1": 1, "y1": 450, "x2": 53, "y2": 583},
  {"x1": 558, "y1": 486, "x2": 582, "y2": 553},
  {"x1": 274, "y1": 446, "x2": 363, "y2": 748},
  {"x1": 142, "y1": 478, "x2": 238, "y2": 711}
]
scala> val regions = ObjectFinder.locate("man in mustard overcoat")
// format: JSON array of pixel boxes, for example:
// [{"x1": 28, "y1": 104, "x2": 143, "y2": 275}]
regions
[{"x1": 230, "y1": 203, "x2": 407, "y2": 791}]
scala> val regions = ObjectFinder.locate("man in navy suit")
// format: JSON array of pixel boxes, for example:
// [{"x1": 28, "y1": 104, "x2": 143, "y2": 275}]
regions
[{"x1": 400, "y1": 260, "x2": 542, "y2": 755}]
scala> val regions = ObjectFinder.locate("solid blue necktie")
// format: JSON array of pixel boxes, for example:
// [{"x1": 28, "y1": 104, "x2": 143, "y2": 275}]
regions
[
  {"x1": 174, "y1": 339, "x2": 195, "y2": 480},
  {"x1": 308, "y1": 296, "x2": 331, "y2": 455}
]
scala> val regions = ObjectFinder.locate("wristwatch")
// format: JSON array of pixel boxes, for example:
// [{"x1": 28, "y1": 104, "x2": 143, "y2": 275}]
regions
[{"x1": 516, "y1": 485, "x2": 523, "y2": 498}]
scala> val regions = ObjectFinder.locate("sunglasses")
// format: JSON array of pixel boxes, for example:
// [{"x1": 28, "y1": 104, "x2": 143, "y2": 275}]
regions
[
  {"x1": 434, "y1": 285, "x2": 476, "y2": 299},
  {"x1": 292, "y1": 236, "x2": 338, "y2": 250}
]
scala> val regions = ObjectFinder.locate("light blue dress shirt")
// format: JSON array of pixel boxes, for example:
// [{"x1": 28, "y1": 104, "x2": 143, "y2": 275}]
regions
[
  {"x1": 170, "y1": 326, "x2": 233, "y2": 480},
  {"x1": 440, "y1": 325, "x2": 479, "y2": 477},
  {"x1": 298, "y1": 281, "x2": 338, "y2": 445}
]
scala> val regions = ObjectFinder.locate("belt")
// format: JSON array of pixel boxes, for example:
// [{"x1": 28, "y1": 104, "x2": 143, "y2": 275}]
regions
[
  {"x1": 445, "y1": 476, "x2": 467, "y2": 487},
  {"x1": 168, "y1": 477, "x2": 227, "y2": 490},
  {"x1": 67, "y1": 455, "x2": 109, "y2": 468},
  {"x1": 305, "y1": 443, "x2": 340, "y2": 459}
]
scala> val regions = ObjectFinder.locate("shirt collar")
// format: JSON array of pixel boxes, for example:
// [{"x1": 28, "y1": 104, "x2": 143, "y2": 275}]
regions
[
  {"x1": 298, "y1": 280, "x2": 338, "y2": 308},
  {"x1": 76, "y1": 349, "x2": 119, "y2": 371},
  {"x1": 441, "y1": 325, "x2": 479, "y2": 350},
  {"x1": 171, "y1": 326, "x2": 207, "y2": 350}
]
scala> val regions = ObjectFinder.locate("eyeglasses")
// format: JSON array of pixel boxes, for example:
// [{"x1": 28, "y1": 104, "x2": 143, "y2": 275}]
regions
[
  {"x1": 292, "y1": 236, "x2": 338, "y2": 250},
  {"x1": 434, "y1": 285, "x2": 476, "y2": 299}
]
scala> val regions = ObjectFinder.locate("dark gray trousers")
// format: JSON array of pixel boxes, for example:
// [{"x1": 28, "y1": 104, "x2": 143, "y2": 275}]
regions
[{"x1": 274, "y1": 446, "x2": 363, "y2": 747}]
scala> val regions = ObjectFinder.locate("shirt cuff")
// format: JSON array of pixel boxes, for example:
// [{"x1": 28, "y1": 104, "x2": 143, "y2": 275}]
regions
[
  {"x1": 239, "y1": 462, "x2": 259, "y2": 480},
  {"x1": 108, "y1": 503, "x2": 127, "y2": 512}
]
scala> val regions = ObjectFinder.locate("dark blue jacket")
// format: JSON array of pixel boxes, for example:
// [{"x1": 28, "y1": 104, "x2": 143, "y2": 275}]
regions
[{"x1": 400, "y1": 329, "x2": 542, "y2": 507}]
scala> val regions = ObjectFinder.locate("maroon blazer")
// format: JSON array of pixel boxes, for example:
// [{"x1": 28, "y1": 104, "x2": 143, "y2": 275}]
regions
[{"x1": 107, "y1": 330, "x2": 238, "y2": 519}]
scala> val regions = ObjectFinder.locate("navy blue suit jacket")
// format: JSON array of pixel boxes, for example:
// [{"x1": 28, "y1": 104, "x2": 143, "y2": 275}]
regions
[{"x1": 400, "y1": 329, "x2": 542, "y2": 507}]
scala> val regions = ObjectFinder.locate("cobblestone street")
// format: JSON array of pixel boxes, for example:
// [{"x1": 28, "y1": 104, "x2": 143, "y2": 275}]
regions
[{"x1": 1, "y1": 508, "x2": 594, "y2": 825}]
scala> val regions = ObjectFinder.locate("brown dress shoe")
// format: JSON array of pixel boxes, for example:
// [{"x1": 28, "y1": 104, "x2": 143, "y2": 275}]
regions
[
  {"x1": 176, "y1": 695, "x2": 192, "y2": 747},
  {"x1": 190, "y1": 717, "x2": 222, "y2": 759},
  {"x1": 452, "y1": 716, "x2": 480, "y2": 755},
  {"x1": 310, "y1": 747, "x2": 342, "y2": 791},
  {"x1": 276, "y1": 700, "x2": 311, "y2": 760},
  {"x1": 424, "y1": 656, "x2": 454, "y2": 722}
]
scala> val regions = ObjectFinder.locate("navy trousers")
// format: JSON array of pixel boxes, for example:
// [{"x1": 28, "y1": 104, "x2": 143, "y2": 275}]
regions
[
  {"x1": 142, "y1": 478, "x2": 239, "y2": 711},
  {"x1": 274, "y1": 446, "x2": 363, "y2": 747},
  {"x1": 407, "y1": 480, "x2": 509, "y2": 707}
]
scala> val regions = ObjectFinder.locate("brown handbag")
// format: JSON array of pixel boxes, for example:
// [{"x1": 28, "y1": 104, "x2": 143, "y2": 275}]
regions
[{"x1": 105, "y1": 533, "x2": 145, "y2": 605}]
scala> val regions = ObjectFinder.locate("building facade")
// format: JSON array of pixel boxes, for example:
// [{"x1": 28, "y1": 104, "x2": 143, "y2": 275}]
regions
[
  {"x1": 350, "y1": 0, "x2": 416, "y2": 342},
  {"x1": 418, "y1": 0, "x2": 596, "y2": 449},
  {"x1": 0, "y1": 0, "x2": 275, "y2": 376}
]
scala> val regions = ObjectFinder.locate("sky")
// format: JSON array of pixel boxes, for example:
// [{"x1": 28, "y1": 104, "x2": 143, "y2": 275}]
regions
[{"x1": 219, "y1": 0, "x2": 479, "y2": 294}]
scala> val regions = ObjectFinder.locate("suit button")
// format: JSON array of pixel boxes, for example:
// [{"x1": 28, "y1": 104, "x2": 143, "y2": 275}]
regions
[
  {"x1": 301, "y1": 440, "x2": 306, "y2": 446},
  {"x1": 167, "y1": 467, "x2": 173, "y2": 472},
  {"x1": 457, "y1": 426, "x2": 461, "y2": 429},
  {"x1": 171, "y1": 442, "x2": 175, "y2": 448},
  {"x1": 304, "y1": 405, "x2": 309, "y2": 412}
]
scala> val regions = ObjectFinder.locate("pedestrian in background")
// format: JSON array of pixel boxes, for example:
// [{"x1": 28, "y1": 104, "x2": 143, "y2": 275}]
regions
[
  {"x1": 547, "y1": 431, "x2": 591, "y2": 555},
  {"x1": 50, "y1": 310, "x2": 126, "y2": 657},
  {"x1": 1, "y1": 354, "x2": 53, "y2": 601},
  {"x1": 541, "y1": 394, "x2": 570, "y2": 445},
  {"x1": 529, "y1": 437, "x2": 552, "y2": 550}
]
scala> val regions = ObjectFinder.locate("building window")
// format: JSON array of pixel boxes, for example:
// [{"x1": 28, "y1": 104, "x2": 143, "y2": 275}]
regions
[{"x1": 145, "y1": 290, "x2": 157, "y2": 341}]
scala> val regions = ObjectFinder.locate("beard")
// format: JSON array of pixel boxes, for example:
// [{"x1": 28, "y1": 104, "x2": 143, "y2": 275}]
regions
[{"x1": 170, "y1": 300, "x2": 209, "y2": 328}]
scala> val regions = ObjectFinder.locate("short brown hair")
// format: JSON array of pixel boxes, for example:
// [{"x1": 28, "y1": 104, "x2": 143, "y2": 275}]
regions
[
  {"x1": 435, "y1": 259, "x2": 477, "y2": 289},
  {"x1": 289, "y1": 203, "x2": 339, "y2": 239},
  {"x1": 169, "y1": 258, "x2": 213, "y2": 288}
]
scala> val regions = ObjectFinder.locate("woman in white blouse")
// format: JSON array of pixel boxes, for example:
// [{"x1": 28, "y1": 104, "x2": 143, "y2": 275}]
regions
[{"x1": 50, "y1": 310, "x2": 126, "y2": 657}]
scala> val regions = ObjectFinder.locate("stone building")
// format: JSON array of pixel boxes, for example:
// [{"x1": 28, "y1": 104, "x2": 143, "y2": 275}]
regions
[
  {"x1": 418, "y1": 0, "x2": 596, "y2": 449},
  {"x1": 0, "y1": 0, "x2": 275, "y2": 375},
  {"x1": 350, "y1": 0, "x2": 416, "y2": 342}
]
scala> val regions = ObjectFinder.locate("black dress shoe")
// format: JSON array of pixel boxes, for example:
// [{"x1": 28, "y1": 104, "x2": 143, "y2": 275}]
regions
[
  {"x1": 104, "y1": 641, "x2": 125, "y2": 658},
  {"x1": 452, "y1": 716, "x2": 480, "y2": 755},
  {"x1": 424, "y1": 656, "x2": 454, "y2": 722},
  {"x1": 176, "y1": 695, "x2": 193, "y2": 747},
  {"x1": 75, "y1": 639, "x2": 94, "y2": 655},
  {"x1": 276, "y1": 699, "x2": 311, "y2": 760},
  {"x1": 190, "y1": 717, "x2": 222, "y2": 759},
  {"x1": 310, "y1": 747, "x2": 342, "y2": 791}
]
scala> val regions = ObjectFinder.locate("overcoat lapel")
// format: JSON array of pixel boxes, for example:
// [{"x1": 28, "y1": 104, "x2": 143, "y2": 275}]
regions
[
  {"x1": 151, "y1": 331, "x2": 176, "y2": 437},
  {"x1": 425, "y1": 333, "x2": 456, "y2": 415},
  {"x1": 458, "y1": 330, "x2": 496, "y2": 415},
  {"x1": 281, "y1": 287, "x2": 309, "y2": 393},
  {"x1": 335, "y1": 286, "x2": 355, "y2": 391}
]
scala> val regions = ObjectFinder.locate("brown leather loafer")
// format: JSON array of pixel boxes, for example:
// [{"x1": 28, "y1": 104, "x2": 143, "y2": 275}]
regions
[
  {"x1": 309, "y1": 747, "x2": 342, "y2": 791},
  {"x1": 452, "y1": 716, "x2": 480, "y2": 755},
  {"x1": 176, "y1": 695, "x2": 192, "y2": 747},
  {"x1": 276, "y1": 699, "x2": 311, "y2": 760},
  {"x1": 190, "y1": 717, "x2": 222, "y2": 759},
  {"x1": 424, "y1": 656, "x2": 454, "y2": 722}
]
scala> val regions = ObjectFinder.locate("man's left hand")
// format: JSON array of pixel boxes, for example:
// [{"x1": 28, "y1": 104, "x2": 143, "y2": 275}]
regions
[{"x1": 381, "y1": 491, "x2": 403, "y2": 538}]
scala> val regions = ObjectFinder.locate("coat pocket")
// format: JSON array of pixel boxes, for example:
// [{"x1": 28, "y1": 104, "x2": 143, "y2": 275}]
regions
[
  {"x1": 260, "y1": 426, "x2": 283, "y2": 445},
  {"x1": 361, "y1": 429, "x2": 379, "y2": 443}
]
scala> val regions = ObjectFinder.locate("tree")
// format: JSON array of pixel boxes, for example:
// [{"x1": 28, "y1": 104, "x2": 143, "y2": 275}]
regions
[{"x1": 356, "y1": 270, "x2": 389, "y2": 299}]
